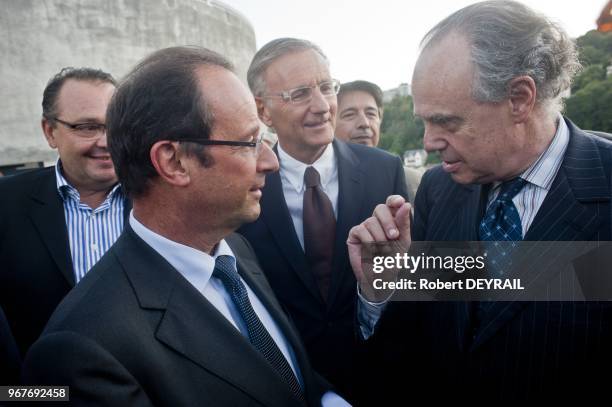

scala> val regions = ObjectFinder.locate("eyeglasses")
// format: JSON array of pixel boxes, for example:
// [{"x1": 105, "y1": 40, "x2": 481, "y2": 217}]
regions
[
  {"x1": 180, "y1": 133, "x2": 265, "y2": 156},
  {"x1": 51, "y1": 117, "x2": 106, "y2": 138},
  {"x1": 261, "y1": 79, "x2": 341, "y2": 104}
]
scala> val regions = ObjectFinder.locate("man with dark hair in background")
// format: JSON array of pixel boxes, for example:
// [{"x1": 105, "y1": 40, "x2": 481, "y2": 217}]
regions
[
  {"x1": 349, "y1": 0, "x2": 612, "y2": 402},
  {"x1": 335, "y1": 80, "x2": 383, "y2": 148},
  {"x1": 23, "y1": 46, "x2": 348, "y2": 406},
  {"x1": 0, "y1": 67, "x2": 128, "y2": 357},
  {"x1": 336, "y1": 79, "x2": 424, "y2": 202}
]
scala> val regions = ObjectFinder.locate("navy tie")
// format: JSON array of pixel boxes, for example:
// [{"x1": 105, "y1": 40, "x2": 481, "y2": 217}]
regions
[
  {"x1": 212, "y1": 255, "x2": 304, "y2": 403},
  {"x1": 476, "y1": 178, "x2": 527, "y2": 321},
  {"x1": 479, "y1": 177, "x2": 527, "y2": 275}
]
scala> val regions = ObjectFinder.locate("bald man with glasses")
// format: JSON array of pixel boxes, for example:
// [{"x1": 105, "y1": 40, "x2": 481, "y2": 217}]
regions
[{"x1": 0, "y1": 67, "x2": 130, "y2": 358}]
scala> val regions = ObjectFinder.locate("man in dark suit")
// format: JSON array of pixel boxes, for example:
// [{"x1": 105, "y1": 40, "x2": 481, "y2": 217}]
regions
[
  {"x1": 238, "y1": 38, "x2": 407, "y2": 400},
  {"x1": 348, "y1": 1, "x2": 612, "y2": 402},
  {"x1": 0, "y1": 67, "x2": 129, "y2": 357},
  {"x1": 23, "y1": 46, "x2": 348, "y2": 406}
]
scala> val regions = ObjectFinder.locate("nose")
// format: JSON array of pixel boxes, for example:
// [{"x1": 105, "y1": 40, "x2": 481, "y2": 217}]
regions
[
  {"x1": 96, "y1": 130, "x2": 108, "y2": 148},
  {"x1": 422, "y1": 125, "x2": 447, "y2": 153},
  {"x1": 257, "y1": 142, "x2": 280, "y2": 174},
  {"x1": 309, "y1": 86, "x2": 332, "y2": 114},
  {"x1": 356, "y1": 111, "x2": 370, "y2": 129}
]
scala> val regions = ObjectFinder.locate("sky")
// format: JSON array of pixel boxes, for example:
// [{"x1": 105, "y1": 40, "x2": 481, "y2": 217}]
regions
[{"x1": 221, "y1": 0, "x2": 608, "y2": 90}]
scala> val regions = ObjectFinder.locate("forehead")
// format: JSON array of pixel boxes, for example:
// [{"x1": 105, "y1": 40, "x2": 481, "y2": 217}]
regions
[
  {"x1": 412, "y1": 35, "x2": 475, "y2": 117},
  {"x1": 339, "y1": 90, "x2": 378, "y2": 111},
  {"x1": 196, "y1": 66, "x2": 259, "y2": 136},
  {"x1": 56, "y1": 79, "x2": 115, "y2": 118},
  {"x1": 263, "y1": 49, "x2": 331, "y2": 91}
]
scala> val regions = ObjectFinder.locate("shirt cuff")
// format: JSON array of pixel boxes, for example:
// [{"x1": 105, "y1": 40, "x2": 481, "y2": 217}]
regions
[
  {"x1": 357, "y1": 284, "x2": 389, "y2": 340},
  {"x1": 321, "y1": 391, "x2": 352, "y2": 406}
]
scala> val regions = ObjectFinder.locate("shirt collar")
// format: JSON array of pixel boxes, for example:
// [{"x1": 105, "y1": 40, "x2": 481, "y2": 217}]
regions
[
  {"x1": 277, "y1": 142, "x2": 336, "y2": 193},
  {"x1": 129, "y1": 211, "x2": 236, "y2": 290},
  {"x1": 520, "y1": 114, "x2": 570, "y2": 191},
  {"x1": 54, "y1": 158, "x2": 123, "y2": 203}
]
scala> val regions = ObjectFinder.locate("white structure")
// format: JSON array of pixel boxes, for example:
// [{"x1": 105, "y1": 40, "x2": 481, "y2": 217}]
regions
[
  {"x1": 383, "y1": 83, "x2": 411, "y2": 102},
  {"x1": 0, "y1": 0, "x2": 256, "y2": 169},
  {"x1": 403, "y1": 149, "x2": 428, "y2": 168}
]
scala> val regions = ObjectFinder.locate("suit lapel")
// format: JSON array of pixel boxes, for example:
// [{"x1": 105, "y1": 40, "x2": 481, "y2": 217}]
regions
[
  {"x1": 27, "y1": 170, "x2": 74, "y2": 286},
  {"x1": 259, "y1": 147, "x2": 324, "y2": 304},
  {"x1": 328, "y1": 140, "x2": 365, "y2": 307},
  {"x1": 473, "y1": 122, "x2": 611, "y2": 349},
  {"x1": 118, "y1": 229, "x2": 299, "y2": 407},
  {"x1": 525, "y1": 124, "x2": 609, "y2": 241}
]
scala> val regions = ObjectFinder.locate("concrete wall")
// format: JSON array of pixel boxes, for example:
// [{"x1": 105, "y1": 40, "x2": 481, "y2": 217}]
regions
[{"x1": 0, "y1": 0, "x2": 256, "y2": 166}]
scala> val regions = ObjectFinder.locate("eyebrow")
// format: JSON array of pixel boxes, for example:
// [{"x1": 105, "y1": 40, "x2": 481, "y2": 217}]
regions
[
  {"x1": 417, "y1": 114, "x2": 463, "y2": 126},
  {"x1": 69, "y1": 117, "x2": 105, "y2": 123}
]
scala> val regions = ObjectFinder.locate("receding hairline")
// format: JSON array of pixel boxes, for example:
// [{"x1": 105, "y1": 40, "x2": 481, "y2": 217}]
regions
[{"x1": 260, "y1": 48, "x2": 329, "y2": 86}]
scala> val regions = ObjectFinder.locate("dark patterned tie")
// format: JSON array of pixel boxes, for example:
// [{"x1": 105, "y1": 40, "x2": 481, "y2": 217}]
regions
[
  {"x1": 213, "y1": 255, "x2": 304, "y2": 403},
  {"x1": 479, "y1": 177, "x2": 527, "y2": 274},
  {"x1": 303, "y1": 166, "x2": 336, "y2": 302},
  {"x1": 476, "y1": 178, "x2": 527, "y2": 318}
]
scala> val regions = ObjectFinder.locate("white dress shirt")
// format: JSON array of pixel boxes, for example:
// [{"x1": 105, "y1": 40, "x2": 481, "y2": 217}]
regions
[{"x1": 277, "y1": 142, "x2": 339, "y2": 250}]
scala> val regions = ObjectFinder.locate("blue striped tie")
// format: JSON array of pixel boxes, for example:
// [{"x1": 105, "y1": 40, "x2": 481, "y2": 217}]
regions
[
  {"x1": 213, "y1": 255, "x2": 305, "y2": 403},
  {"x1": 479, "y1": 177, "x2": 527, "y2": 275}
]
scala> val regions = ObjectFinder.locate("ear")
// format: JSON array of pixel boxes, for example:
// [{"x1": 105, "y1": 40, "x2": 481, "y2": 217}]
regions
[
  {"x1": 256, "y1": 97, "x2": 274, "y2": 127},
  {"x1": 149, "y1": 141, "x2": 191, "y2": 188},
  {"x1": 508, "y1": 76, "x2": 536, "y2": 123},
  {"x1": 41, "y1": 118, "x2": 57, "y2": 149}
]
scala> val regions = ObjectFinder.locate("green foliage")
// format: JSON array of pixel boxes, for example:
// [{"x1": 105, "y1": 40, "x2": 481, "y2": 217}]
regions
[
  {"x1": 576, "y1": 30, "x2": 612, "y2": 66},
  {"x1": 379, "y1": 95, "x2": 425, "y2": 157},
  {"x1": 572, "y1": 64, "x2": 606, "y2": 93},
  {"x1": 565, "y1": 75, "x2": 612, "y2": 132},
  {"x1": 565, "y1": 30, "x2": 612, "y2": 132}
]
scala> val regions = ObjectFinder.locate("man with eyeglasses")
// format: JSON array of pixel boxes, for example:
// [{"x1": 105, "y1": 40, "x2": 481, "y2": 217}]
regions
[
  {"x1": 23, "y1": 46, "x2": 350, "y2": 406},
  {"x1": 238, "y1": 38, "x2": 408, "y2": 402},
  {"x1": 0, "y1": 67, "x2": 129, "y2": 358}
]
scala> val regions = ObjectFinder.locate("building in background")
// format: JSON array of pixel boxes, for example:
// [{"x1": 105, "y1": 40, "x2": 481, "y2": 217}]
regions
[
  {"x1": 382, "y1": 83, "x2": 411, "y2": 103},
  {"x1": 0, "y1": 0, "x2": 256, "y2": 174}
]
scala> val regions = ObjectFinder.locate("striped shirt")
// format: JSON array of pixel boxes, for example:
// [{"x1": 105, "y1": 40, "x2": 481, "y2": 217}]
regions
[
  {"x1": 55, "y1": 161, "x2": 125, "y2": 283},
  {"x1": 487, "y1": 115, "x2": 570, "y2": 236}
]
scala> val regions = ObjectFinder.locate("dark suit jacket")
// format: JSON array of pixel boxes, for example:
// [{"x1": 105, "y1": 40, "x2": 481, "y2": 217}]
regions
[
  {"x1": 0, "y1": 167, "x2": 130, "y2": 357},
  {"x1": 368, "y1": 119, "x2": 612, "y2": 402},
  {"x1": 0, "y1": 305, "x2": 20, "y2": 385},
  {"x1": 23, "y1": 227, "x2": 329, "y2": 406},
  {"x1": 238, "y1": 139, "x2": 408, "y2": 399}
]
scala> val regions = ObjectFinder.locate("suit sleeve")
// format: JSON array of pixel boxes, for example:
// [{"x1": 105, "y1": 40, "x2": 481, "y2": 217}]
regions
[
  {"x1": 392, "y1": 156, "x2": 410, "y2": 202},
  {"x1": 22, "y1": 332, "x2": 153, "y2": 406},
  {"x1": 411, "y1": 168, "x2": 434, "y2": 241}
]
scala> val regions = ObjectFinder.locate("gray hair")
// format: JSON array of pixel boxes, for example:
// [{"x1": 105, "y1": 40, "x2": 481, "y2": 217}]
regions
[
  {"x1": 421, "y1": 0, "x2": 581, "y2": 115},
  {"x1": 247, "y1": 38, "x2": 329, "y2": 96}
]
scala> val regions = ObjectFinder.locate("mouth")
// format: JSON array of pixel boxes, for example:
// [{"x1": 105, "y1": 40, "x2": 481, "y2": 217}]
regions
[
  {"x1": 442, "y1": 159, "x2": 461, "y2": 173},
  {"x1": 304, "y1": 118, "x2": 330, "y2": 129},
  {"x1": 89, "y1": 154, "x2": 112, "y2": 163},
  {"x1": 249, "y1": 184, "x2": 265, "y2": 198},
  {"x1": 351, "y1": 134, "x2": 373, "y2": 141}
]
